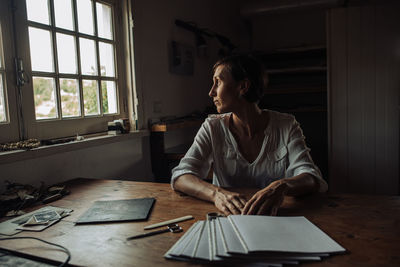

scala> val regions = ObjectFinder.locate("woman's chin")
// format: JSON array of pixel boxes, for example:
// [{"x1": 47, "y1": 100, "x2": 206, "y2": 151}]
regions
[{"x1": 215, "y1": 103, "x2": 230, "y2": 114}]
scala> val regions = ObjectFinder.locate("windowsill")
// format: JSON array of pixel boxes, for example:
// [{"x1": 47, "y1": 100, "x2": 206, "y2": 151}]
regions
[{"x1": 0, "y1": 130, "x2": 149, "y2": 165}]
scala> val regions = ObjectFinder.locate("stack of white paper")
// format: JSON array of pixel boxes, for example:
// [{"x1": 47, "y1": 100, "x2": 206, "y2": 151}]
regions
[{"x1": 165, "y1": 215, "x2": 345, "y2": 265}]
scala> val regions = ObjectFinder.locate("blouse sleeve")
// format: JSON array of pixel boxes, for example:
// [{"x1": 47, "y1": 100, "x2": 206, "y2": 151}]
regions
[
  {"x1": 285, "y1": 119, "x2": 328, "y2": 192},
  {"x1": 170, "y1": 120, "x2": 213, "y2": 190}
]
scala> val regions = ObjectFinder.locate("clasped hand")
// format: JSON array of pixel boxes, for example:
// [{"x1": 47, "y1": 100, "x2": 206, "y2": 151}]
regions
[{"x1": 213, "y1": 181, "x2": 288, "y2": 216}]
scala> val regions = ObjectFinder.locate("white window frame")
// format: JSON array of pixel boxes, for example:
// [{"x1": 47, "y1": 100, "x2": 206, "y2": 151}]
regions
[
  {"x1": 0, "y1": 2, "x2": 20, "y2": 143},
  {"x1": 0, "y1": 0, "x2": 131, "y2": 143}
]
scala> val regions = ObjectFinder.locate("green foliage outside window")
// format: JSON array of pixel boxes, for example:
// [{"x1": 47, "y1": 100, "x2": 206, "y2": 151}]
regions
[
  {"x1": 102, "y1": 81, "x2": 109, "y2": 113},
  {"x1": 34, "y1": 77, "x2": 105, "y2": 118},
  {"x1": 60, "y1": 79, "x2": 79, "y2": 117},
  {"x1": 33, "y1": 77, "x2": 57, "y2": 119},
  {"x1": 34, "y1": 67, "x2": 113, "y2": 118},
  {"x1": 83, "y1": 80, "x2": 99, "y2": 115}
]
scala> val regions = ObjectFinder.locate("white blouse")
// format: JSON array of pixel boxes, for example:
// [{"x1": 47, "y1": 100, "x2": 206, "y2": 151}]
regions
[{"x1": 171, "y1": 110, "x2": 328, "y2": 192}]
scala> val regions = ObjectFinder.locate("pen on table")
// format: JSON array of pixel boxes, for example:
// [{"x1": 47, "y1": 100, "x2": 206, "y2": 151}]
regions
[
  {"x1": 126, "y1": 224, "x2": 182, "y2": 240},
  {"x1": 143, "y1": 215, "x2": 194, "y2": 230}
]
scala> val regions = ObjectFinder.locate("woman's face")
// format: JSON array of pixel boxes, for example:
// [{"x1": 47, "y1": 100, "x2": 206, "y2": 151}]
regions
[{"x1": 209, "y1": 65, "x2": 242, "y2": 113}]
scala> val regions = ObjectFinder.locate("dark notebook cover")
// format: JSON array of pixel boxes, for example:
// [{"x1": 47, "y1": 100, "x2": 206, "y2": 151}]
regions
[{"x1": 75, "y1": 198, "x2": 155, "y2": 224}]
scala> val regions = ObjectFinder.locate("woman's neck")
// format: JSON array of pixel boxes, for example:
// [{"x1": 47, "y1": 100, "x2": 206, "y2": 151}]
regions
[{"x1": 230, "y1": 104, "x2": 265, "y2": 139}]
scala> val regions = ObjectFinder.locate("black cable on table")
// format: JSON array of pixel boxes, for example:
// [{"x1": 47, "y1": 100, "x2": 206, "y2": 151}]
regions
[{"x1": 0, "y1": 236, "x2": 70, "y2": 267}]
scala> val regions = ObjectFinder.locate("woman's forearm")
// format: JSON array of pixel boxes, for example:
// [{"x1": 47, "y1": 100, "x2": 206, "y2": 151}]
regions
[
  {"x1": 173, "y1": 174, "x2": 219, "y2": 203},
  {"x1": 174, "y1": 174, "x2": 248, "y2": 215},
  {"x1": 241, "y1": 173, "x2": 318, "y2": 215},
  {"x1": 277, "y1": 173, "x2": 319, "y2": 196}
]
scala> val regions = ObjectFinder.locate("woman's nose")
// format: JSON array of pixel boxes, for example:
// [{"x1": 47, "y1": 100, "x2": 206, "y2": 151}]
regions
[{"x1": 209, "y1": 86, "x2": 216, "y2": 97}]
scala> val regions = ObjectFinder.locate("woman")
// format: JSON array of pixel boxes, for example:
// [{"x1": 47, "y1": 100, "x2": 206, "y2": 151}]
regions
[{"x1": 171, "y1": 54, "x2": 327, "y2": 216}]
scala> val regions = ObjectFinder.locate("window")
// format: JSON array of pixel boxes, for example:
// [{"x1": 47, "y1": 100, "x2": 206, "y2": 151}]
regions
[
  {"x1": 0, "y1": 2, "x2": 20, "y2": 142},
  {"x1": 0, "y1": 0, "x2": 131, "y2": 143},
  {"x1": 0, "y1": 25, "x2": 6, "y2": 123}
]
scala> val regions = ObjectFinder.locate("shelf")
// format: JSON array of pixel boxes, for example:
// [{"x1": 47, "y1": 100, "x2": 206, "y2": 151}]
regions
[
  {"x1": 265, "y1": 85, "x2": 326, "y2": 95},
  {"x1": 258, "y1": 46, "x2": 327, "y2": 93},
  {"x1": 255, "y1": 45, "x2": 328, "y2": 179},
  {"x1": 286, "y1": 107, "x2": 327, "y2": 113},
  {"x1": 272, "y1": 45, "x2": 326, "y2": 53},
  {"x1": 258, "y1": 47, "x2": 327, "y2": 70},
  {"x1": 265, "y1": 66, "x2": 327, "y2": 74},
  {"x1": 151, "y1": 118, "x2": 203, "y2": 132},
  {"x1": 271, "y1": 107, "x2": 327, "y2": 113}
]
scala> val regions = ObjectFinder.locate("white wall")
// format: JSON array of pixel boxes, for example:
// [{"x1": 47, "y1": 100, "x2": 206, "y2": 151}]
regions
[
  {"x1": 0, "y1": 0, "x2": 243, "y2": 192},
  {"x1": 328, "y1": 4, "x2": 400, "y2": 194},
  {"x1": 132, "y1": 0, "x2": 242, "y2": 131},
  {"x1": 0, "y1": 137, "x2": 152, "y2": 193}
]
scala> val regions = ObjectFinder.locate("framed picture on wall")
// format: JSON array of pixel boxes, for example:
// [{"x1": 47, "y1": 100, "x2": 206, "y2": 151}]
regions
[{"x1": 169, "y1": 41, "x2": 194, "y2": 75}]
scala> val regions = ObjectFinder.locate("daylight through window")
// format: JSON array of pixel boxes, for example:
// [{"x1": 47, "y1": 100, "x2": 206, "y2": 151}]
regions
[
  {"x1": 0, "y1": 0, "x2": 131, "y2": 143},
  {"x1": 26, "y1": 0, "x2": 118, "y2": 121},
  {"x1": 0, "y1": 23, "x2": 7, "y2": 123}
]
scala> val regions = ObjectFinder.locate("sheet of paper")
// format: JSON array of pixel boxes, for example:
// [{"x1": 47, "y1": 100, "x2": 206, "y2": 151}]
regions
[
  {"x1": 165, "y1": 216, "x2": 332, "y2": 264},
  {"x1": 181, "y1": 220, "x2": 205, "y2": 258},
  {"x1": 192, "y1": 220, "x2": 211, "y2": 260},
  {"x1": 17, "y1": 217, "x2": 61, "y2": 231},
  {"x1": 228, "y1": 215, "x2": 346, "y2": 254},
  {"x1": 210, "y1": 219, "x2": 229, "y2": 259},
  {"x1": 217, "y1": 217, "x2": 247, "y2": 254},
  {"x1": 165, "y1": 221, "x2": 200, "y2": 258},
  {"x1": 183, "y1": 220, "x2": 223, "y2": 262},
  {"x1": 215, "y1": 218, "x2": 306, "y2": 265},
  {"x1": 0, "y1": 206, "x2": 72, "y2": 235},
  {"x1": 176, "y1": 221, "x2": 203, "y2": 258}
]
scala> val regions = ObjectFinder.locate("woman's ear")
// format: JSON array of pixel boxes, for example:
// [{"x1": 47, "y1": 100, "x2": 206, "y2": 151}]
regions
[{"x1": 239, "y1": 79, "x2": 250, "y2": 96}]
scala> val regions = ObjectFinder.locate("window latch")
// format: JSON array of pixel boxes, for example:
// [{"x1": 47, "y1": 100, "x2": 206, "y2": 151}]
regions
[{"x1": 15, "y1": 58, "x2": 29, "y2": 87}]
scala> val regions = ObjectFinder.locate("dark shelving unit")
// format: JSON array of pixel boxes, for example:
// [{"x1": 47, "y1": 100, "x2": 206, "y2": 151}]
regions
[{"x1": 256, "y1": 46, "x2": 328, "y2": 178}]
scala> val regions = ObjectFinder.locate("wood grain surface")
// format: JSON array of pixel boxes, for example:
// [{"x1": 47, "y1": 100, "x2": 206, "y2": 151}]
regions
[{"x1": 0, "y1": 178, "x2": 399, "y2": 266}]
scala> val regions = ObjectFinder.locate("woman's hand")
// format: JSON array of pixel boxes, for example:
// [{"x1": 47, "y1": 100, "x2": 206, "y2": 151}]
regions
[
  {"x1": 174, "y1": 174, "x2": 247, "y2": 216},
  {"x1": 213, "y1": 187, "x2": 247, "y2": 216},
  {"x1": 242, "y1": 180, "x2": 288, "y2": 216}
]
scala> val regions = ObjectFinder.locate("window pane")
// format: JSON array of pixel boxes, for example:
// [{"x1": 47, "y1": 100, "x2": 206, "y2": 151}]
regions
[
  {"x1": 57, "y1": 33, "x2": 77, "y2": 74},
  {"x1": 79, "y1": 38, "x2": 97, "y2": 75},
  {"x1": 0, "y1": 23, "x2": 3, "y2": 69},
  {"x1": 96, "y1": 2, "x2": 113, "y2": 40},
  {"x1": 33, "y1": 77, "x2": 58, "y2": 120},
  {"x1": 82, "y1": 79, "x2": 99, "y2": 115},
  {"x1": 0, "y1": 74, "x2": 6, "y2": 122},
  {"x1": 54, "y1": 0, "x2": 74, "y2": 30},
  {"x1": 99, "y1": 42, "x2": 114, "y2": 77},
  {"x1": 26, "y1": 0, "x2": 50, "y2": 25},
  {"x1": 0, "y1": 23, "x2": 6, "y2": 123},
  {"x1": 60, "y1": 79, "x2": 80, "y2": 117},
  {"x1": 29, "y1": 27, "x2": 54, "y2": 72},
  {"x1": 77, "y1": 0, "x2": 94, "y2": 35},
  {"x1": 101, "y1": 81, "x2": 117, "y2": 114}
]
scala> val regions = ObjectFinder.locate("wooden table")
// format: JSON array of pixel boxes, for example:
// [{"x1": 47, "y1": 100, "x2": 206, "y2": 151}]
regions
[{"x1": 1, "y1": 178, "x2": 399, "y2": 266}]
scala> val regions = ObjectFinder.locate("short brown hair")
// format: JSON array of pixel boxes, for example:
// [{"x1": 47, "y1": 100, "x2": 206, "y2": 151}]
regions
[{"x1": 213, "y1": 54, "x2": 266, "y2": 103}]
